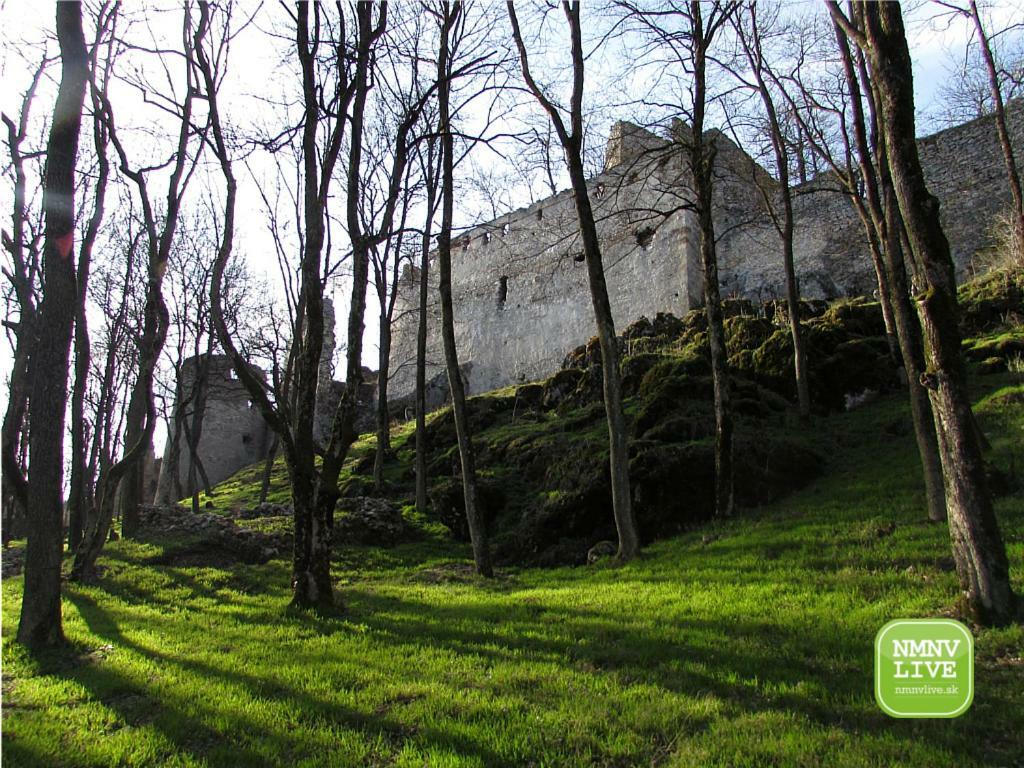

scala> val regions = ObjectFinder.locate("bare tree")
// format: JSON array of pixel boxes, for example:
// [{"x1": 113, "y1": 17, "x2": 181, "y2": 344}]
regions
[
  {"x1": 436, "y1": 0, "x2": 495, "y2": 576},
  {"x1": 940, "y1": 1, "x2": 1024, "y2": 257},
  {"x1": 74, "y1": 2, "x2": 213, "y2": 578},
  {"x1": 759, "y1": 12, "x2": 947, "y2": 523},
  {"x1": 730, "y1": 1, "x2": 811, "y2": 418},
  {"x1": 208, "y1": 2, "x2": 391, "y2": 609},
  {"x1": 509, "y1": 0, "x2": 641, "y2": 557},
  {"x1": 16, "y1": 1, "x2": 89, "y2": 647},
  {"x1": 1, "y1": 55, "x2": 49, "y2": 542},
  {"x1": 830, "y1": 0, "x2": 1017, "y2": 626},
  {"x1": 413, "y1": 134, "x2": 441, "y2": 517},
  {"x1": 68, "y1": 2, "x2": 117, "y2": 551},
  {"x1": 620, "y1": 0, "x2": 740, "y2": 518}
]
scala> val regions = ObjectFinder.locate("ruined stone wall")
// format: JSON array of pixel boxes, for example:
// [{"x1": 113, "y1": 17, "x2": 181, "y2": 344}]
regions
[
  {"x1": 719, "y1": 101, "x2": 1024, "y2": 301},
  {"x1": 389, "y1": 105, "x2": 1022, "y2": 403},
  {"x1": 390, "y1": 123, "x2": 703, "y2": 400},
  {"x1": 155, "y1": 355, "x2": 273, "y2": 503}
]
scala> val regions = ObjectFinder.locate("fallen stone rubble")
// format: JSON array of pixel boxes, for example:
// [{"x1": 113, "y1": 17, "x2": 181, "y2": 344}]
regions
[{"x1": 137, "y1": 505, "x2": 289, "y2": 565}]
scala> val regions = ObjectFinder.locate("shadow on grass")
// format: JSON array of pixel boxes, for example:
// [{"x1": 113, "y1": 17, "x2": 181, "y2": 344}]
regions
[{"x1": 61, "y1": 589, "x2": 508, "y2": 767}]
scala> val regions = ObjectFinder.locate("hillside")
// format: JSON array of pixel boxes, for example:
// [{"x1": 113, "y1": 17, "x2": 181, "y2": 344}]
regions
[
  {"x1": 188, "y1": 270, "x2": 1023, "y2": 569},
  {"x1": 2, "y1": 269, "x2": 1023, "y2": 767},
  {"x1": 2, "y1": 371, "x2": 1023, "y2": 766}
]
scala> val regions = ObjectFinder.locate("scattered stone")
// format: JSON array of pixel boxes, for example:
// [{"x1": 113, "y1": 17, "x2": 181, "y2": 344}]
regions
[
  {"x1": 235, "y1": 502, "x2": 292, "y2": 520},
  {"x1": 587, "y1": 540, "x2": 617, "y2": 564},
  {"x1": 137, "y1": 505, "x2": 289, "y2": 565},
  {"x1": 1, "y1": 545, "x2": 25, "y2": 580},
  {"x1": 335, "y1": 497, "x2": 413, "y2": 547}
]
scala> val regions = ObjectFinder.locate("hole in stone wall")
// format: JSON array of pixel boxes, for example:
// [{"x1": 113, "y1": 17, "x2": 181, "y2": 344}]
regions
[
  {"x1": 595, "y1": 182, "x2": 606, "y2": 198},
  {"x1": 536, "y1": 208, "x2": 543, "y2": 220},
  {"x1": 636, "y1": 227, "x2": 655, "y2": 250},
  {"x1": 502, "y1": 222, "x2": 510, "y2": 236},
  {"x1": 242, "y1": 433, "x2": 251, "y2": 445},
  {"x1": 496, "y1": 276, "x2": 508, "y2": 308},
  {"x1": 483, "y1": 231, "x2": 492, "y2": 245},
  {"x1": 573, "y1": 252, "x2": 586, "y2": 263}
]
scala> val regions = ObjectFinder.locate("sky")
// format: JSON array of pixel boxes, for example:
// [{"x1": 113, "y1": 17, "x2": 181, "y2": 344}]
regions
[{"x1": 1, "y1": 0, "x2": 1023, "y2": 462}]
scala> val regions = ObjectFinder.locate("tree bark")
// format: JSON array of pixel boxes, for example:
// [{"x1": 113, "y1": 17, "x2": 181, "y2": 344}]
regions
[
  {"x1": 842, "y1": 0, "x2": 1017, "y2": 625},
  {"x1": 831, "y1": 19, "x2": 947, "y2": 523},
  {"x1": 415, "y1": 141, "x2": 438, "y2": 518},
  {"x1": 17, "y1": 1, "x2": 88, "y2": 648},
  {"x1": 439, "y1": 2, "x2": 493, "y2": 576},
  {"x1": 690, "y1": 0, "x2": 733, "y2": 518},
  {"x1": 373, "y1": 312, "x2": 392, "y2": 490}
]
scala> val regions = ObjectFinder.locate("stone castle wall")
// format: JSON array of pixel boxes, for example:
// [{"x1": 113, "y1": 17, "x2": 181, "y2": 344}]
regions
[
  {"x1": 155, "y1": 354, "x2": 273, "y2": 503},
  {"x1": 389, "y1": 103, "x2": 1023, "y2": 402},
  {"x1": 389, "y1": 124, "x2": 703, "y2": 400},
  {"x1": 718, "y1": 101, "x2": 1024, "y2": 302}
]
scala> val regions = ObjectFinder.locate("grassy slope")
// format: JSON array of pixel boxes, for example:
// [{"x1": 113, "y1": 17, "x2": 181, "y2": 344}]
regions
[{"x1": 3, "y1": 372, "x2": 1023, "y2": 767}]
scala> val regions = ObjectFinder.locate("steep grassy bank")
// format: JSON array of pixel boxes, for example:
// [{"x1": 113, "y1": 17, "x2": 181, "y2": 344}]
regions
[{"x1": 3, "y1": 371, "x2": 1023, "y2": 767}]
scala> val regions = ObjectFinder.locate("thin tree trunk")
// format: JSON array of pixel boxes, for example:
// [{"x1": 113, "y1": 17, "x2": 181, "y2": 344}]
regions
[
  {"x1": 373, "y1": 312, "x2": 391, "y2": 491},
  {"x1": 736, "y1": 9, "x2": 811, "y2": 417},
  {"x1": 415, "y1": 140, "x2": 438, "y2": 517},
  {"x1": 17, "y1": 1, "x2": 88, "y2": 648},
  {"x1": 844, "y1": 0, "x2": 1017, "y2": 625},
  {"x1": 832, "y1": 21, "x2": 947, "y2": 523},
  {"x1": 259, "y1": 436, "x2": 278, "y2": 504},
  {"x1": 156, "y1": 403, "x2": 185, "y2": 504},
  {"x1": 508, "y1": 0, "x2": 640, "y2": 559},
  {"x1": 438, "y1": 2, "x2": 493, "y2": 576},
  {"x1": 117, "y1": 386, "x2": 147, "y2": 536},
  {"x1": 690, "y1": 1, "x2": 733, "y2": 517}
]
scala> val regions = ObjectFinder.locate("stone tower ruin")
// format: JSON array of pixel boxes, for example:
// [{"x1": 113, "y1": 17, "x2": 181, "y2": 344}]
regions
[{"x1": 154, "y1": 354, "x2": 273, "y2": 503}]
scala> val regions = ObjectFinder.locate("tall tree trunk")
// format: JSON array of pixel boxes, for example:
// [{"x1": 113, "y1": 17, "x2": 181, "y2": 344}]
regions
[
  {"x1": 832, "y1": 20, "x2": 947, "y2": 523},
  {"x1": 690, "y1": 1, "x2": 733, "y2": 518},
  {"x1": 17, "y1": 1, "x2": 88, "y2": 648},
  {"x1": 845, "y1": 0, "x2": 1017, "y2": 625},
  {"x1": 438, "y1": 2, "x2": 493, "y2": 576},
  {"x1": 415, "y1": 140, "x2": 438, "y2": 518},
  {"x1": 374, "y1": 312, "x2": 392, "y2": 491},
  {"x1": 508, "y1": 0, "x2": 641, "y2": 559},
  {"x1": 881, "y1": 184, "x2": 947, "y2": 522},
  {"x1": 185, "y1": 353, "x2": 214, "y2": 512},
  {"x1": 69, "y1": 55, "x2": 110, "y2": 550},
  {"x1": 156, "y1": 402, "x2": 185, "y2": 504}
]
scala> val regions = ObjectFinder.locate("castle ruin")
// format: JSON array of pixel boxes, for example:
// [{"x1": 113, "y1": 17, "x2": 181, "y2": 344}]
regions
[
  {"x1": 155, "y1": 299, "x2": 377, "y2": 504},
  {"x1": 155, "y1": 105, "x2": 1022, "y2": 500},
  {"x1": 388, "y1": 104, "x2": 1023, "y2": 401}
]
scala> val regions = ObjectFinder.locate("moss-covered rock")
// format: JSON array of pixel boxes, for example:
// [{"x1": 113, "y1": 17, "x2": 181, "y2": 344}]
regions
[{"x1": 958, "y1": 268, "x2": 1024, "y2": 335}]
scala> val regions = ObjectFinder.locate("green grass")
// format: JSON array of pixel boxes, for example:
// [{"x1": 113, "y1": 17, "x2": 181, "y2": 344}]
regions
[{"x1": 3, "y1": 374, "x2": 1023, "y2": 767}]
